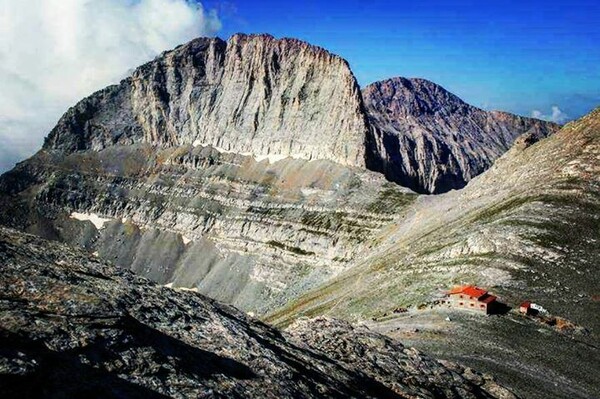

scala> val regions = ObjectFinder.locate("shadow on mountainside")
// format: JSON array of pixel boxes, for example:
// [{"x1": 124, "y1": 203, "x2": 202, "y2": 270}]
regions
[{"x1": 0, "y1": 314, "x2": 257, "y2": 398}]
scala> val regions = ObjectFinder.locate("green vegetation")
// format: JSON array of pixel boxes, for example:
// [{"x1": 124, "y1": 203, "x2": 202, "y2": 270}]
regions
[{"x1": 366, "y1": 186, "x2": 416, "y2": 214}]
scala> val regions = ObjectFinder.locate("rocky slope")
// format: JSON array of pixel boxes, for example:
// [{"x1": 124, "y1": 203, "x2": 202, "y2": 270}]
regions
[
  {"x1": 267, "y1": 108, "x2": 600, "y2": 399},
  {"x1": 363, "y1": 77, "x2": 560, "y2": 193},
  {"x1": 0, "y1": 226, "x2": 516, "y2": 398},
  {"x1": 44, "y1": 33, "x2": 368, "y2": 167},
  {"x1": 0, "y1": 142, "x2": 413, "y2": 316},
  {"x1": 0, "y1": 34, "x2": 423, "y2": 317}
]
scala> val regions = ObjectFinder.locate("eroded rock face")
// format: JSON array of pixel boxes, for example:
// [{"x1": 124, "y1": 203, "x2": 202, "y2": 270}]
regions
[
  {"x1": 44, "y1": 34, "x2": 369, "y2": 167},
  {"x1": 0, "y1": 143, "x2": 414, "y2": 315},
  {"x1": 363, "y1": 77, "x2": 560, "y2": 193},
  {"x1": 0, "y1": 226, "x2": 516, "y2": 399}
]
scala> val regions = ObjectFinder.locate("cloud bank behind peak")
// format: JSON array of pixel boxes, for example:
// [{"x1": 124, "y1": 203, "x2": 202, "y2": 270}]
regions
[{"x1": 0, "y1": 0, "x2": 221, "y2": 172}]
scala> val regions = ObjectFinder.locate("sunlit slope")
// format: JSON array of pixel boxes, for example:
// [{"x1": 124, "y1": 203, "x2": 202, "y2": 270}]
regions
[{"x1": 268, "y1": 107, "x2": 600, "y2": 328}]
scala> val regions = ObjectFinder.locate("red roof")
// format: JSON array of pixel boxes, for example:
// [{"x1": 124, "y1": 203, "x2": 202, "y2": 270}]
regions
[
  {"x1": 520, "y1": 301, "x2": 532, "y2": 308},
  {"x1": 448, "y1": 285, "x2": 488, "y2": 298}
]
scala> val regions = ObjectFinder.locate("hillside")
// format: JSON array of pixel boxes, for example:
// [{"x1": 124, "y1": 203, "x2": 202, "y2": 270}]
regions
[
  {"x1": 0, "y1": 226, "x2": 516, "y2": 398},
  {"x1": 267, "y1": 108, "x2": 600, "y2": 399}
]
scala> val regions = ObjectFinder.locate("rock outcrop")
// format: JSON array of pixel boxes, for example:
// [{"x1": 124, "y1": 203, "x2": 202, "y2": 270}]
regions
[
  {"x1": 44, "y1": 34, "x2": 368, "y2": 167},
  {"x1": 363, "y1": 77, "x2": 560, "y2": 193},
  {"x1": 0, "y1": 226, "x2": 515, "y2": 398}
]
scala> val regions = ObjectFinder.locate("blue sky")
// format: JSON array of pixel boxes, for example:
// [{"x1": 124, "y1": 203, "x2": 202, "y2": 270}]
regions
[
  {"x1": 205, "y1": 0, "x2": 600, "y2": 121},
  {"x1": 1, "y1": 0, "x2": 598, "y2": 172}
]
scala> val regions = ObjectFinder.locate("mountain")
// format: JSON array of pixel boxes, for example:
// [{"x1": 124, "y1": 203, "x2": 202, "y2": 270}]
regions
[
  {"x1": 363, "y1": 77, "x2": 560, "y2": 193},
  {"x1": 267, "y1": 108, "x2": 600, "y2": 399},
  {"x1": 44, "y1": 33, "x2": 368, "y2": 167},
  {"x1": 0, "y1": 35, "x2": 557, "y2": 317},
  {"x1": 0, "y1": 33, "x2": 596, "y2": 398},
  {"x1": 0, "y1": 34, "x2": 416, "y2": 316},
  {"x1": 0, "y1": 226, "x2": 516, "y2": 398}
]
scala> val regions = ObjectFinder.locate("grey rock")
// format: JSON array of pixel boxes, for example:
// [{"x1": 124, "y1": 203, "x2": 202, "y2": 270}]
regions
[
  {"x1": 0, "y1": 143, "x2": 414, "y2": 316},
  {"x1": 44, "y1": 34, "x2": 368, "y2": 168},
  {"x1": 363, "y1": 77, "x2": 560, "y2": 193},
  {"x1": 0, "y1": 226, "x2": 515, "y2": 398}
]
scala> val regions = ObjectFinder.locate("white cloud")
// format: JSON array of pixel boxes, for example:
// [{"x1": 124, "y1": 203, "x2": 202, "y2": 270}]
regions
[
  {"x1": 0, "y1": 0, "x2": 220, "y2": 172},
  {"x1": 531, "y1": 106, "x2": 569, "y2": 124}
]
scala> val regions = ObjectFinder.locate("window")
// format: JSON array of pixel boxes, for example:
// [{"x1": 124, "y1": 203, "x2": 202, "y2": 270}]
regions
[
  {"x1": 459, "y1": 295, "x2": 463, "y2": 299},
  {"x1": 459, "y1": 302, "x2": 464, "y2": 306},
  {"x1": 470, "y1": 303, "x2": 474, "y2": 307},
  {"x1": 480, "y1": 305, "x2": 485, "y2": 308}
]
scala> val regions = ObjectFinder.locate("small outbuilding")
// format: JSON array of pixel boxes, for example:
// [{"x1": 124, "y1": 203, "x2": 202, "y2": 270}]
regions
[
  {"x1": 519, "y1": 301, "x2": 533, "y2": 314},
  {"x1": 519, "y1": 301, "x2": 545, "y2": 316},
  {"x1": 443, "y1": 285, "x2": 498, "y2": 315}
]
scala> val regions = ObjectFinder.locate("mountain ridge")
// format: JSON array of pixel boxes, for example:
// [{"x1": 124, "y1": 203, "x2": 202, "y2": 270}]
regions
[{"x1": 363, "y1": 76, "x2": 560, "y2": 193}]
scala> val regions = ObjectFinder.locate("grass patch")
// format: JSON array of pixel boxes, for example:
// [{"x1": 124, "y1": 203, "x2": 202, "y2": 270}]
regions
[{"x1": 366, "y1": 187, "x2": 416, "y2": 214}]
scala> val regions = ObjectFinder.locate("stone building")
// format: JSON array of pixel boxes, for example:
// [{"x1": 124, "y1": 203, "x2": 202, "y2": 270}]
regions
[{"x1": 443, "y1": 285, "x2": 498, "y2": 315}]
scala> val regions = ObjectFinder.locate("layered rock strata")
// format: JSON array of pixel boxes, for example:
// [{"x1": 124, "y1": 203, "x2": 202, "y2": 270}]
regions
[
  {"x1": 0, "y1": 143, "x2": 413, "y2": 315},
  {"x1": 363, "y1": 77, "x2": 559, "y2": 193}
]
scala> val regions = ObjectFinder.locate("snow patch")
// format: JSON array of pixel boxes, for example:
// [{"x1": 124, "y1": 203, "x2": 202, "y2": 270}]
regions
[
  {"x1": 300, "y1": 188, "x2": 334, "y2": 197},
  {"x1": 70, "y1": 212, "x2": 112, "y2": 230},
  {"x1": 191, "y1": 141, "x2": 306, "y2": 164},
  {"x1": 177, "y1": 287, "x2": 199, "y2": 293}
]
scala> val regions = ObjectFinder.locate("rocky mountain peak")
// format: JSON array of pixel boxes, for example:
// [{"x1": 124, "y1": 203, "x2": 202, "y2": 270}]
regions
[
  {"x1": 44, "y1": 33, "x2": 368, "y2": 167},
  {"x1": 363, "y1": 77, "x2": 470, "y2": 117},
  {"x1": 363, "y1": 76, "x2": 560, "y2": 193}
]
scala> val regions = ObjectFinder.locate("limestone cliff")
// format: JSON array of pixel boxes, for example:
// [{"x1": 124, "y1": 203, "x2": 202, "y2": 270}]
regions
[
  {"x1": 363, "y1": 77, "x2": 560, "y2": 193},
  {"x1": 44, "y1": 34, "x2": 368, "y2": 167}
]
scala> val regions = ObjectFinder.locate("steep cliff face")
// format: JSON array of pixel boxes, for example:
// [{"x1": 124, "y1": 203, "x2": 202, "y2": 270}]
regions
[
  {"x1": 44, "y1": 34, "x2": 368, "y2": 167},
  {"x1": 363, "y1": 77, "x2": 560, "y2": 193},
  {"x1": 0, "y1": 226, "x2": 516, "y2": 398}
]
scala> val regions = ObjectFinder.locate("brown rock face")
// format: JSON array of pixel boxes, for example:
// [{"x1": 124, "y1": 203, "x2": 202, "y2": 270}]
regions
[
  {"x1": 45, "y1": 34, "x2": 369, "y2": 167},
  {"x1": 363, "y1": 77, "x2": 560, "y2": 193}
]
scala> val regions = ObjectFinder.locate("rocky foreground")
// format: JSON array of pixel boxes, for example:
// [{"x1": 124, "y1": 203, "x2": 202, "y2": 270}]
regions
[{"x1": 0, "y1": 226, "x2": 515, "y2": 398}]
